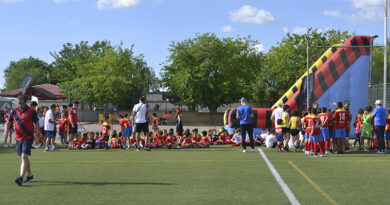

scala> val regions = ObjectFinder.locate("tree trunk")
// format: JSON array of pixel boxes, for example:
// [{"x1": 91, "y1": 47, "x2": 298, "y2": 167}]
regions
[{"x1": 209, "y1": 105, "x2": 216, "y2": 125}]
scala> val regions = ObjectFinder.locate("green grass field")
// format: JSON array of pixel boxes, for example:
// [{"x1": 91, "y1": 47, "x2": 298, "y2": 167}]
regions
[{"x1": 1, "y1": 146, "x2": 390, "y2": 205}]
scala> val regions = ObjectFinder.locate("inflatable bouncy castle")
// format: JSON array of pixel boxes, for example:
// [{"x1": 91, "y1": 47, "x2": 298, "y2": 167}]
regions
[{"x1": 224, "y1": 35, "x2": 371, "y2": 135}]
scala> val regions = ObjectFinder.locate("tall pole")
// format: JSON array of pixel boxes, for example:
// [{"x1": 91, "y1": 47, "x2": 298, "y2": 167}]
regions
[
  {"x1": 385, "y1": 0, "x2": 388, "y2": 107},
  {"x1": 306, "y1": 35, "x2": 310, "y2": 107}
]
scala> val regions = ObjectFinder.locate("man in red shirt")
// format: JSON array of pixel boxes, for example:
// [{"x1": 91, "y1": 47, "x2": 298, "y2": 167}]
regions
[
  {"x1": 68, "y1": 101, "x2": 79, "y2": 148},
  {"x1": 6, "y1": 95, "x2": 39, "y2": 186}
]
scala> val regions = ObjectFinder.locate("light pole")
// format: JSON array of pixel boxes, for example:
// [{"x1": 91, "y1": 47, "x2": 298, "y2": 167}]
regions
[
  {"x1": 369, "y1": 35, "x2": 379, "y2": 105},
  {"x1": 384, "y1": 0, "x2": 388, "y2": 107}
]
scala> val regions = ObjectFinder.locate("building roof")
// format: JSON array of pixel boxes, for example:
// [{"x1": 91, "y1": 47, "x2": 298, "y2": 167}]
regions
[{"x1": 0, "y1": 84, "x2": 66, "y2": 100}]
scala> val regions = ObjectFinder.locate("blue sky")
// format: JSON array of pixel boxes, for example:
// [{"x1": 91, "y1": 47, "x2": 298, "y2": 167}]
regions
[{"x1": 0, "y1": 0, "x2": 387, "y2": 88}]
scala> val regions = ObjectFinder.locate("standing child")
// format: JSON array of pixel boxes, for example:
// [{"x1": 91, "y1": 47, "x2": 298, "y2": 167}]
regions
[
  {"x1": 59, "y1": 113, "x2": 69, "y2": 148},
  {"x1": 120, "y1": 114, "x2": 133, "y2": 149},
  {"x1": 361, "y1": 107, "x2": 372, "y2": 151},
  {"x1": 282, "y1": 105, "x2": 291, "y2": 151},
  {"x1": 353, "y1": 109, "x2": 363, "y2": 150},
  {"x1": 152, "y1": 113, "x2": 159, "y2": 132},
  {"x1": 310, "y1": 109, "x2": 324, "y2": 157},
  {"x1": 302, "y1": 111, "x2": 312, "y2": 155},
  {"x1": 385, "y1": 109, "x2": 390, "y2": 151},
  {"x1": 289, "y1": 110, "x2": 300, "y2": 152},
  {"x1": 3, "y1": 109, "x2": 13, "y2": 148},
  {"x1": 318, "y1": 107, "x2": 330, "y2": 154},
  {"x1": 333, "y1": 102, "x2": 349, "y2": 154},
  {"x1": 275, "y1": 119, "x2": 284, "y2": 151},
  {"x1": 102, "y1": 116, "x2": 111, "y2": 149}
]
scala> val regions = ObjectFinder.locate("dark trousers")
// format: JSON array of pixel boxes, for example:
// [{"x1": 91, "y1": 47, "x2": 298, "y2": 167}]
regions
[
  {"x1": 240, "y1": 123, "x2": 254, "y2": 150},
  {"x1": 375, "y1": 126, "x2": 386, "y2": 151}
]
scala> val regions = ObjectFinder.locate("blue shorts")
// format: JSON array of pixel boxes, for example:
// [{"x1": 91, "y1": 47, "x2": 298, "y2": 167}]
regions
[
  {"x1": 304, "y1": 133, "x2": 310, "y2": 138},
  {"x1": 46, "y1": 131, "x2": 56, "y2": 139},
  {"x1": 59, "y1": 131, "x2": 65, "y2": 137},
  {"x1": 123, "y1": 128, "x2": 132, "y2": 138},
  {"x1": 321, "y1": 127, "x2": 330, "y2": 140},
  {"x1": 16, "y1": 138, "x2": 33, "y2": 156},
  {"x1": 385, "y1": 133, "x2": 390, "y2": 139},
  {"x1": 310, "y1": 134, "x2": 322, "y2": 142},
  {"x1": 329, "y1": 130, "x2": 335, "y2": 138},
  {"x1": 335, "y1": 128, "x2": 346, "y2": 139},
  {"x1": 276, "y1": 134, "x2": 284, "y2": 142}
]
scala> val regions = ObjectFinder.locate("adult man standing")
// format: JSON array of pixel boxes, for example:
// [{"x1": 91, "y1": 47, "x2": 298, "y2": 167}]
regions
[
  {"x1": 44, "y1": 104, "x2": 57, "y2": 152},
  {"x1": 271, "y1": 103, "x2": 284, "y2": 127},
  {"x1": 236, "y1": 97, "x2": 255, "y2": 152},
  {"x1": 176, "y1": 111, "x2": 183, "y2": 137},
  {"x1": 68, "y1": 101, "x2": 79, "y2": 149},
  {"x1": 372, "y1": 100, "x2": 387, "y2": 153},
  {"x1": 6, "y1": 95, "x2": 39, "y2": 186},
  {"x1": 131, "y1": 96, "x2": 150, "y2": 151}
]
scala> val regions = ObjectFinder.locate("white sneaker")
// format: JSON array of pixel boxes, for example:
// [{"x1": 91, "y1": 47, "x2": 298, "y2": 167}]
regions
[
  {"x1": 44, "y1": 147, "x2": 50, "y2": 152},
  {"x1": 319, "y1": 154, "x2": 324, "y2": 157},
  {"x1": 310, "y1": 155, "x2": 318, "y2": 158},
  {"x1": 8, "y1": 144, "x2": 12, "y2": 147},
  {"x1": 325, "y1": 151, "x2": 330, "y2": 155},
  {"x1": 3, "y1": 144, "x2": 8, "y2": 148},
  {"x1": 251, "y1": 149, "x2": 257, "y2": 152},
  {"x1": 242, "y1": 150, "x2": 246, "y2": 153}
]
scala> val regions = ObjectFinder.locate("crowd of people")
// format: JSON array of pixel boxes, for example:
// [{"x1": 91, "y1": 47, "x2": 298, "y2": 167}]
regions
[
  {"x1": 264, "y1": 100, "x2": 390, "y2": 157},
  {"x1": 4, "y1": 96, "x2": 390, "y2": 156}
]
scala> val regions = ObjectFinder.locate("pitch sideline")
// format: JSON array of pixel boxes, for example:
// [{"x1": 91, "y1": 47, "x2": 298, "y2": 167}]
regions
[{"x1": 257, "y1": 148, "x2": 301, "y2": 205}]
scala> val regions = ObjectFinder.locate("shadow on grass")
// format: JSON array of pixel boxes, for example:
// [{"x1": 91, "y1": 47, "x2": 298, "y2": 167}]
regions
[{"x1": 32, "y1": 181, "x2": 175, "y2": 186}]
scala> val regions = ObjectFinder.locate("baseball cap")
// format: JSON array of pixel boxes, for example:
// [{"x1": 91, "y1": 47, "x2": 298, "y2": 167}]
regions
[
  {"x1": 240, "y1": 97, "x2": 247, "y2": 102},
  {"x1": 375, "y1": 100, "x2": 382, "y2": 105}
]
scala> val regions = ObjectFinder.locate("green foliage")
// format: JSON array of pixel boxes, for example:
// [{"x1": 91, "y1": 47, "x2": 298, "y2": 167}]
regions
[
  {"x1": 51, "y1": 41, "x2": 159, "y2": 109},
  {"x1": 3, "y1": 57, "x2": 50, "y2": 91},
  {"x1": 161, "y1": 33, "x2": 263, "y2": 123},
  {"x1": 254, "y1": 28, "x2": 353, "y2": 106}
]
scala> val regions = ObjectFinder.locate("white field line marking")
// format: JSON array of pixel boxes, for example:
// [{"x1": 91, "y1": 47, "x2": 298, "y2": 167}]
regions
[{"x1": 258, "y1": 148, "x2": 301, "y2": 205}]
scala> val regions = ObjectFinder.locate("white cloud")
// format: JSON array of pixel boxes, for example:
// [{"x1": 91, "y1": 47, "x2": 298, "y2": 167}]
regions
[
  {"x1": 350, "y1": 0, "x2": 384, "y2": 22},
  {"x1": 1, "y1": 0, "x2": 24, "y2": 3},
  {"x1": 229, "y1": 5, "x2": 277, "y2": 24},
  {"x1": 291, "y1": 27, "x2": 307, "y2": 35},
  {"x1": 253, "y1": 44, "x2": 264, "y2": 53},
  {"x1": 282, "y1": 27, "x2": 289, "y2": 33},
  {"x1": 323, "y1": 9, "x2": 341, "y2": 17},
  {"x1": 97, "y1": 0, "x2": 141, "y2": 9},
  {"x1": 221, "y1": 25, "x2": 236, "y2": 33},
  {"x1": 54, "y1": 0, "x2": 68, "y2": 3}
]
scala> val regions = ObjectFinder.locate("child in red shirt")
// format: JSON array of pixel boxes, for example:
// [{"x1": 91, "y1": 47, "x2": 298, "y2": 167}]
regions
[
  {"x1": 200, "y1": 130, "x2": 210, "y2": 148},
  {"x1": 102, "y1": 116, "x2": 111, "y2": 149}
]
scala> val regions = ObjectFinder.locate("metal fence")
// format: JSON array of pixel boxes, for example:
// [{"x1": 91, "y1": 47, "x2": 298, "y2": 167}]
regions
[{"x1": 369, "y1": 83, "x2": 390, "y2": 108}]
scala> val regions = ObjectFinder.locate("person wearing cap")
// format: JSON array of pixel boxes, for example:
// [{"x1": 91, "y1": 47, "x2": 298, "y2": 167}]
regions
[
  {"x1": 271, "y1": 103, "x2": 284, "y2": 127},
  {"x1": 44, "y1": 104, "x2": 58, "y2": 152},
  {"x1": 236, "y1": 97, "x2": 255, "y2": 152},
  {"x1": 372, "y1": 100, "x2": 387, "y2": 153}
]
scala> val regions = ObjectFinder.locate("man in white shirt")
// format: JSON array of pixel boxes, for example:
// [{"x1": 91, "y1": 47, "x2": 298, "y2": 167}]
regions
[
  {"x1": 44, "y1": 104, "x2": 57, "y2": 152},
  {"x1": 130, "y1": 96, "x2": 150, "y2": 151},
  {"x1": 271, "y1": 103, "x2": 283, "y2": 126}
]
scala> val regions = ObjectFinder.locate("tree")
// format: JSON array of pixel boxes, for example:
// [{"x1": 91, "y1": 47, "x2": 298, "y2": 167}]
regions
[
  {"x1": 253, "y1": 28, "x2": 353, "y2": 106},
  {"x1": 51, "y1": 41, "x2": 158, "y2": 111},
  {"x1": 3, "y1": 57, "x2": 50, "y2": 91},
  {"x1": 161, "y1": 33, "x2": 264, "y2": 124}
]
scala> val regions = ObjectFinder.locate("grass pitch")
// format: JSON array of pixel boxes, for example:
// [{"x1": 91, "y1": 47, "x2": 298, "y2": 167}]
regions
[{"x1": 1, "y1": 146, "x2": 390, "y2": 205}]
